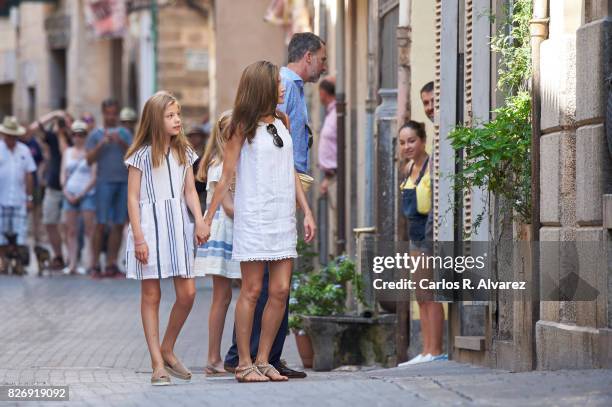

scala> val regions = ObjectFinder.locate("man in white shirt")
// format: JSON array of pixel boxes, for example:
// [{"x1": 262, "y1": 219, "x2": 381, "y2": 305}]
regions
[{"x1": 0, "y1": 116, "x2": 36, "y2": 245}]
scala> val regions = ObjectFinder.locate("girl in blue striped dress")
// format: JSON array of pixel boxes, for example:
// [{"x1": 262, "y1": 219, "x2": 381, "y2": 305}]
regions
[
  {"x1": 124, "y1": 91, "x2": 206, "y2": 386},
  {"x1": 193, "y1": 111, "x2": 240, "y2": 375}
]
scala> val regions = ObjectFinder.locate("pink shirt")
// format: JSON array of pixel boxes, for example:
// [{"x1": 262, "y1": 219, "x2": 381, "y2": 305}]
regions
[{"x1": 318, "y1": 101, "x2": 337, "y2": 172}]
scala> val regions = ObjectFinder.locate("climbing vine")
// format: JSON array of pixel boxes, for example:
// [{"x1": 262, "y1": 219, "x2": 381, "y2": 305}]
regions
[{"x1": 449, "y1": 0, "x2": 533, "y2": 233}]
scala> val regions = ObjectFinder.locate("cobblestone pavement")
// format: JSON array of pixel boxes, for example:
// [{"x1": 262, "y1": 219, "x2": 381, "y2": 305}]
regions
[{"x1": 1, "y1": 275, "x2": 611, "y2": 406}]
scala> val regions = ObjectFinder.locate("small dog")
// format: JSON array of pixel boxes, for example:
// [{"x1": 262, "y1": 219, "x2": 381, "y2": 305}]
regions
[
  {"x1": 0, "y1": 232, "x2": 30, "y2": 275},
  {"x1": 34, "y1": 245, "x2": 51, "y2": 276}
]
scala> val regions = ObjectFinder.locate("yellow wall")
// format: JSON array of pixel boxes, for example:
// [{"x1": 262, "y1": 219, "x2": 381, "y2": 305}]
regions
[{"x1": 410, "y1": 0, "x2": 436, "y2": 153}]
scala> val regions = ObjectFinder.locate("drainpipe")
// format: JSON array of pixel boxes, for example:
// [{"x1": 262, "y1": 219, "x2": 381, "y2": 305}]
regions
[
  {"x1": 397, "y1": 0, "x2": 411, "y2": 124},
  {"x1": 529, "y1": 0, "x2": 548, "y2": 368},
  {"x1": 336, "y1": 0, "x2": 347, "y2": 255},
  {"x1": 151, "y1": 0, "x2": 159, "y2": 92},
  {"x1": 395, "y1": 0, "x2": 412, "y2": 364},
  {"x1": 364, "y1": 0, "x2": 379, "y2": 228},
  {"x1": 530, "y1": 0, "x2": 547, "y2": 241}
]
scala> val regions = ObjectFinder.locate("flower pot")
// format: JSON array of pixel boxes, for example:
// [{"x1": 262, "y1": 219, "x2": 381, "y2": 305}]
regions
[
  {"x1": 293, "y1": 329, "x2": 314, "y2": 368},
  {"x1": 303, "y1": 314, "x2": 397, "y2": 371}
]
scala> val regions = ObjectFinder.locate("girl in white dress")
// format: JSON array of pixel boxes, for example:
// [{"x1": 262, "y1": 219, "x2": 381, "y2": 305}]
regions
[
  {"x1": 193, "y1": 111, "x2": 241, "y2": 375},
  {"x1": 202, "y1": 61, "x2": 316, "y2": 383},
  {"x1": 125, "y1": 91, "x2": 206, "y2": 386}
]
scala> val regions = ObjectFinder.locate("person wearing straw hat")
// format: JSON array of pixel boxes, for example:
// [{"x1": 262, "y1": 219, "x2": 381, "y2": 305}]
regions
[
  {"x1": 0, "y1": 116, "x2": 37, "y2": 246},
  {"x1": 119, "y1": 107, "x2": 138, "y2": 136},
  {"x1": 60, "y1": 120, "x2": 97, "y2": 275}
]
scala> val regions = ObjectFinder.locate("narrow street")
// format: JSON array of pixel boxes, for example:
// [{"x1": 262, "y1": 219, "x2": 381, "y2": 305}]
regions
[{"x1": 1, "y1": 275, "x2": 610, "y2": 406}]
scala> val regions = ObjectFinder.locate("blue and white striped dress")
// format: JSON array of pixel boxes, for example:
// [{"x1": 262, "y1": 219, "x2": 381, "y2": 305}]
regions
[
  {"x1": 124, "y1": 146, "x2": 198, "y2": 280},
  {"x1": 194, "y1": 162, "x2": 241, "y2": 279}
]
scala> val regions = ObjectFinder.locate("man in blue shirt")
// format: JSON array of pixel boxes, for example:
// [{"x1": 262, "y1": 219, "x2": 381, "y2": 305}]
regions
[
  {"x1": 225, "y1": 33, "x2": 327, "y2": 378},
  {"x1": 86, "y1": 99, "x2": 133, "y2": 278},
  {"x1": 279, "y1": 33, "x2": 328, "y2": 174}
]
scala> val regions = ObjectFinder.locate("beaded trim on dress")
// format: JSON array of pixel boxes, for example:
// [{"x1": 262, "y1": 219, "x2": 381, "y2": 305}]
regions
[{"x1": 232, "y1": 253, "x2": 297, "y2": 262}]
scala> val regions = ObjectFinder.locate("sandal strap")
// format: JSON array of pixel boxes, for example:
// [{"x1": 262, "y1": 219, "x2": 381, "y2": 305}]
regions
[
  {"x1": 236, "y1": 365, "x2": 263, "y2": 380},
  {"x1": 255, "y1": 363, "x2": 280, "y2": 377}
]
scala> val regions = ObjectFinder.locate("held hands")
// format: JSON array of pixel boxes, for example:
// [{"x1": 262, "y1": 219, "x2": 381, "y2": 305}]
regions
[
  {"x1": 303, "y1": 212, "x2": 316, "y2": 243},
  {"x1": 195, "y1": 219, "x2": 210, "y2": 246}
]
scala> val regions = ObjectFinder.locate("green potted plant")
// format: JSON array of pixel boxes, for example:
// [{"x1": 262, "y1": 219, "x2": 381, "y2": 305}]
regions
[
  {"x1": 290, "y1": 254, "x2": 396, "y2": 371},
  {"x1": 290, "y1": 255, "x2": 365, "y2": 327},
  {"x1": 448, "y1": 0, "x2": 532, "y2": 238}
]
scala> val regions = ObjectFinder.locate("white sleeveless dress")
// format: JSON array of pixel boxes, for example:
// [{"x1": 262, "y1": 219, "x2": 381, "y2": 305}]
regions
[
  {"x1": 124, "y1": 146, "x2": 198, "y2": 279},
  {"x1": 231, "y1": 118, "x2": 297, "y2": 262}
]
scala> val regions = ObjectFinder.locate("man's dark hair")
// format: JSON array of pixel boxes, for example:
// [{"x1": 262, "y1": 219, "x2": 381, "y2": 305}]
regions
[
  {"x1": 288, "y1": 32, "x2": 325, "y2": 63},
  {"x1": 319, "y1": 78, "x2": 335, "y2": 96},
  {"x1": 101, "y1": 98, "x2": 119, "y2": 111},
  {"x1": 420, "y1": 81, "x2": 434, "y2": 94}
]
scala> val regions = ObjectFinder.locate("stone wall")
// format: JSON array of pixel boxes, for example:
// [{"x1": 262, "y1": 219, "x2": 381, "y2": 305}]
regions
[
  {"x1": 66, "y1": 0, "x2": 114, "y2": 122},
  {"x1": 12, "y1": 3, "x2": 52, "y2": 121},
  {"x1": 157, "y1": 1, "x2": 210, "y2": 123},
  {"x1": 536, "y1": 0, "x2": 612, "y2": 370}
]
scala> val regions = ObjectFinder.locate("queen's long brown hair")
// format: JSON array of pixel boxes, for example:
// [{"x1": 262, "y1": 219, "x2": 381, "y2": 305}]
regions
[
  {"x1": 228, "y1": 61, "x2": 282, "y2": 143},
  {"x1": 196, "y1": 110, "x2": 232, "y2": 182},
  {"x1": 125, "y1": 91, "x2": 190, "y2": 167}
]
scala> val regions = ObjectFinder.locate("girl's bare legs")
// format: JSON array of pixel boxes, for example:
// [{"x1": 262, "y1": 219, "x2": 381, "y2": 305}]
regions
[
  {"x1": 255, "y1": 258, "x2": 292, "y2": 380},
  {"x1": 141, "y1": 280, "x2": 165, "y2": 372},
  {"x1": 423, "y1": 302, "x2": 444, "y2": 356},
  {"x1": 234, "y1": 261, "x2": 268, "y2": 381},
  {"x1": 82, "y1": 210, "x2": 96, "y2": 269},
  {"x1": 207, "y1": 276, "x2": 233, "y2": 370},
  {"x1": 63, "y1": 210, "x2": 78, "y2": 272},
  {"x1": 160, "y1": 277, "x2": 196, "y2": 365}
]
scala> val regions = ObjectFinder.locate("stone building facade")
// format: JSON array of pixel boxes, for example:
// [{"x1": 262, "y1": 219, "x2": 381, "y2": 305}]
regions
[
  {"x1": 535, "y1": 0, "x2": 612, "y2": 369},
  {"x1": 324, "y1": 0, "x2": 612, "y2": 371},
  {"x1": 0, "y1": 0, "x2": 211, "y2": 125},
  {"x1": 209, "y1": 0, "x2": 286, "y2": 118},
  {"x1": 430, "y1": 0, "x2": 612, "y2": 371}
]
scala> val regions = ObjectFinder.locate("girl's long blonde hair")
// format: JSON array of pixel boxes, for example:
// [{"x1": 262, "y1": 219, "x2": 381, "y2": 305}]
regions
[
  {"x1": 196, "y1": 110, "x2": 232, "y2": 182},
  {"x1": 228, "y1": 60, "x2": 282, "y2": 143},
  {"x1": 125, "y1": 91, "x2": 190, "y2": 167}
]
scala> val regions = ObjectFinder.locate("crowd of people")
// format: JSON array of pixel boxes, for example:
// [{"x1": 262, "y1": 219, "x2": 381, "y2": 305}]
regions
[
  {"x1": 0, "y1": 29, "x2": 442, "y2": 384},
  {"x1": 0, "y1": 99, "x2": 210, "y2": 277}
]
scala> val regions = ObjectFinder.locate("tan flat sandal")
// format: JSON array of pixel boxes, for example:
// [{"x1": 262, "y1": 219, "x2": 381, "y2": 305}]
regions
[
  {"x1": 255, "y1": 363, "x2": 289, "y2": 381},
  {"x1": 163, "y1": 359, "x2": 192, "y2": 381},
  {"x1": 235, "y1": 365, "x2": 269, "y2": 383},
  {"x1": 151, "y1": 367, "x2": 172, "y2": 386}
]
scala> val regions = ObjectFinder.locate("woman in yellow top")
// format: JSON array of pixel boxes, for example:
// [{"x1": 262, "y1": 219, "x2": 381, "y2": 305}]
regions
[
  {"x1": 398, "y1": 120, "x2": 446, "y2": 366},
  {"x1": 399, "y1": 121, "x2": 431, "y2": 243}
]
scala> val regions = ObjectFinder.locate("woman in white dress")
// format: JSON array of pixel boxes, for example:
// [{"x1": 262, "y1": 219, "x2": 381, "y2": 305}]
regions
[{"x1": 202, "y1": 61, "x2": 316, "y2": 383}]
